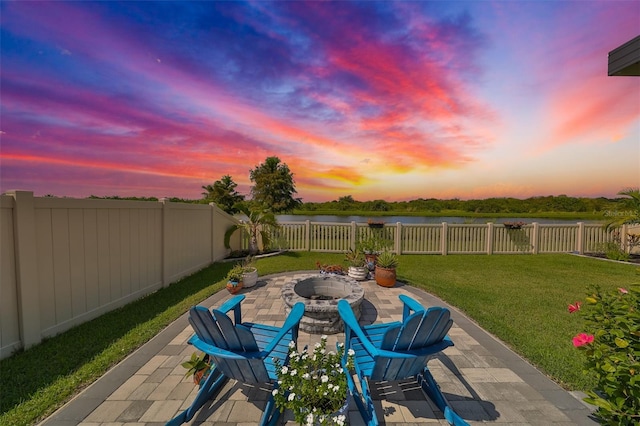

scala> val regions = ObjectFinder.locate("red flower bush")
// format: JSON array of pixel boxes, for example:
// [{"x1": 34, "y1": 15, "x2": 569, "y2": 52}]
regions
[{"x1": 568, "y1": 283, "x2": 640, "y2": 424}]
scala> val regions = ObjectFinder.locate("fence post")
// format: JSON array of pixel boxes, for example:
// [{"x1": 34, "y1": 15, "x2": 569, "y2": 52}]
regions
[
  {"x1": 395, "y1": 222, "x2": 402, "y2": 254},
  {"x1": 486, "y1": 222, "x2": 494, "y2": 254},
  {"x1": 530, "y1": 222, "x2": 539, "y2": 254},
  {"x1": 305, "y1": 220, "x2": 311, "y2": 251},
  {"x1": 577, "y1": 222, "x2": 584, "y2": 254},
  {"x1": 7, "y1": 190, "x2": 42, "y2": 350},
  {"x1": 441, "y1": 222, "x2": 448, "y2": 255}
]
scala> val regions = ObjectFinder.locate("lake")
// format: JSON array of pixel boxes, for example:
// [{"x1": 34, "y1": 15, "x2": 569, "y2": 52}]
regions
[{"x1": 276, "y1": 214, "x2": 602, "y2": 225}]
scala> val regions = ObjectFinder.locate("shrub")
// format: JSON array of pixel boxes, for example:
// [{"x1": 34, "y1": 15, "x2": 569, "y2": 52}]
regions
[{"x1": 568, "y1": 282, "x2": 640, "y2": 424}]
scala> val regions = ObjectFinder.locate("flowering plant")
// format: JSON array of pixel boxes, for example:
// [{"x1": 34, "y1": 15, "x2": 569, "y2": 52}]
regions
[
  {"x1": 568, "y1": 283, "x2": 640, "y2": 423},
  {"x1": 273, "y1": 335, "x2": 354, "y2": 425}
]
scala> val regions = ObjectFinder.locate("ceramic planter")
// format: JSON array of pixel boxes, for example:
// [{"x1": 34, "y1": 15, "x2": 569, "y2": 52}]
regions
[
  {"x1": 242, "y1": 267, "x2": 258, "y2": 288},
  {"x1": 348, "y1": 266, "x2": 369, "y2": 281},
  {"x1": 226, "y1": 280, "x2": 243, "y2": 294}
]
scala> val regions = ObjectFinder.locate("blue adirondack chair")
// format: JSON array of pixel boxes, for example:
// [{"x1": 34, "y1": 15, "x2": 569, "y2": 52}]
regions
[
  {"x1": 167, "y1": 294, "x2": 305, "y2": 426},
  {"x1": 338, "y1": 295, "x2": 469, "y2": 426}
]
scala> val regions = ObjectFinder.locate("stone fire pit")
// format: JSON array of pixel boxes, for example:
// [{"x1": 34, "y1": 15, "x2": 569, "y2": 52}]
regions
[{"x1": 281, "y1": 274, "x2": 364, "y2": 334}]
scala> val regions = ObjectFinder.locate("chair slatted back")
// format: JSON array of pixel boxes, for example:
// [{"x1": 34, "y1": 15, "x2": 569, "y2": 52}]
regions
[
  {"x1": 371, "y1": 307, "x2": 453, "y2": 381},
  {"x1": 189, "y1": 306, "x2": 270, "y2": 384}
]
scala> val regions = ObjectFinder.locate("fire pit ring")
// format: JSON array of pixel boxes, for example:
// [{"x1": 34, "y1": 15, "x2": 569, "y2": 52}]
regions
[{"x1": 281, "y1": 274, "x2": 364, "y2": 334}]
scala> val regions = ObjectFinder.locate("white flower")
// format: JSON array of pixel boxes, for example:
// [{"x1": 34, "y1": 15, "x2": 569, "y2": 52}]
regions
[
  {"x1": 321, "y1": 334, "x2": 328, "y2": 340},
  {"x1": 290, "y1": 351, "x2": 298, "y2": 358},
  {"x1": 288, "y1": 392, "x2": 296, "y2": 401},
  {"x1": 348, "y1": 349, "x2": 355, "y2": 356},
  {"x1": 289, "y1": 340, "x2": 296, "y2": 348},
  {"x1": 333, "y1": 385, "x2": 340, "y2": 392},
  {"x1": 334, "y1": 414, "x2": 346, "y2": 426},
  {"x1": 305, "y1": 413, "x2": 314, "y2": 425},
  {"x1": 301, "y1": 353, "x2": 308, "y2": 360},
  {"x1": 272, "y1": 389, "x2": 278, "y2": 396},
  {"x1": 281, "y1": 366, "x2": 288, "y2": 374},
  {"x1": 321, "y1": 375, "x2": 329, "y2": 383},
  {"x1": 338, "y1": 367, "x2": 344, "y2": 373},
  {"x1": 290, "y1": 369, "x2": 297, "y2": 376},
  {"x1": 302, "y1": 373, "x2": 310, "y2": 380},
  {"x1": 337, "y1": 342, "x2": 344, "y2": 348}
]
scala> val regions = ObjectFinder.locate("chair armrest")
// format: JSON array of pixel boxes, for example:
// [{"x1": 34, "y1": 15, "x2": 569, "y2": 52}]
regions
[
  {"x1": 399, "y1": 294, "x2": 426, "y2": 320},
  {"x1": 338, "y1": 300, "x2": 379, "y2": 358},
  {"x1": 262, "y1": 302, "x2": 305, "y2": 354},
  {"x1": 375, "y1": 336, "x2": 454, "y2": 360},
  {"x1": 217, "y1": 294, "x2": 245, "y2": 324}
]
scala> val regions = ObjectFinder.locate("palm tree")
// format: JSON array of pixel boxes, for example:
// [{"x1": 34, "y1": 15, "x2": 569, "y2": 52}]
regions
[
  {"x1": 223, "y1": 203, "x2": 279, "y2": 255},
  {"x1": 605, "y1": 188, "x2": 640, "y2": 230}
]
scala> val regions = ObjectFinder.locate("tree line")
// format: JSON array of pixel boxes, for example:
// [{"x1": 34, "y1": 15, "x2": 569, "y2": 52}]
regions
[
  {"x1": 298, "y1": 194, "x2": 626, "y2": 214},
  {"x1": 88, "y1": 156, "x2": 636, "y2": 220}
]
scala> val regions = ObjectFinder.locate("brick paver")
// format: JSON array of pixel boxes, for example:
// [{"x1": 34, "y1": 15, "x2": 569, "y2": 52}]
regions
[{"x1": 41, "y1": 272, "x2": 597, "y2": 426}]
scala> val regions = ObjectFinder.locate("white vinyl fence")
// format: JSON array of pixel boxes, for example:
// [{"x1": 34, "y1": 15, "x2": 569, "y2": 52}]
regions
[
  {"x1": 0, "y1": 191, "x2": 239, "y2": 359},
  {"x1": 273, "y1": 220, "x2": 628, "y2": 255}
]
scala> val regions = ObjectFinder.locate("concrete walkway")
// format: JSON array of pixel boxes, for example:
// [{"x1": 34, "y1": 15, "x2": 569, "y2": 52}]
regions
[{"x1": 41, "y1": 272, "x2": 597, "y2": 425}]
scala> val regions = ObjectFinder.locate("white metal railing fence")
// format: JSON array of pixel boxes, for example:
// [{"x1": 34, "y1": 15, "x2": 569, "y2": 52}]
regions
[{"x1": 271, "y1": 221, "x2": 627, "y2": 255}]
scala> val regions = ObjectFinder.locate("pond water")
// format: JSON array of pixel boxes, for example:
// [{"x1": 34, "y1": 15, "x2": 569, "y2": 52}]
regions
[{"x1": 276, "y1": 214, "x2": 602, "y2": 225}]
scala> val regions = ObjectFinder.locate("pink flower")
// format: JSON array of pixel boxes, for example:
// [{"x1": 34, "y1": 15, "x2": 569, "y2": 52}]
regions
[
  {"x1": 619, "y1": 288, "x2": 628, "y2": 294},
  {"x1": 568, "y1": 302, "x2": 581, "y2": 313},
  {"x1": 572, "y1": 333, "x2": 594, "y2": 347}
]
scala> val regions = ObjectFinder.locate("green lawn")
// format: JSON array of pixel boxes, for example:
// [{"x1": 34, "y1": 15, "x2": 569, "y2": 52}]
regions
[{"x1": 0, "y1": 252, "x2": 636, "y2": 425}]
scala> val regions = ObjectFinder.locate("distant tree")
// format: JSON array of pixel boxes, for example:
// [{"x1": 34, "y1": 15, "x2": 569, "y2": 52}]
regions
[
  {"x1": 337, "y1": 195, "x2": 355, "y2": 211},
  {"x1": 202, "y1": 175, "x2": 245, "y2": 214},
  {"x1": 249, "y1": 157, "x2": 301, "y2": 213},
  {"x1": 363, "y1": 199, "x2": 390, "y2": 211}
]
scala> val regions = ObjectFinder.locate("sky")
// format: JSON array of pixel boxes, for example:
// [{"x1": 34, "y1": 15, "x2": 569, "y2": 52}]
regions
[{"x1": 1, "y1": 1, "x2": 639, "y2": 203}]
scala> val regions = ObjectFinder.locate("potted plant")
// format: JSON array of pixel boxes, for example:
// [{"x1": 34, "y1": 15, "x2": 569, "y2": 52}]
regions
[
  {"x1": 226, "y1": 264, "x2": 244, "y2": 294},
  {"x1": 241, "y1": 255, "x2": 258, "y2": 288},
  {"x1": 272, "y1": 336, "x2": 355, "y2": 425},
  {"x1": 367, "y1": 218, "x2": 385, "y2": 228},
  {"x1": 356, "y1": 233, "x2": 390, "y2": 270},
  {"x1": 374, "y1": 250, "x2": 398, "y2": 287},
  {"x1": 181, "y1": 352, "x2": 212, "y2": 385},
  {"x1": 344, "y1": 248, "x2": 368, "y2": 281},
  {"x1": 503, "y1": 221, "x2": 526, "y2": 230}
]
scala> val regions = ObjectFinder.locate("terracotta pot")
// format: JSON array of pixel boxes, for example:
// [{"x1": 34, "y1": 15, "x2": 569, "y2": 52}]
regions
[
  {"x1": 226, "y1": 280, "x2": 243, "y2": 294},
  {"x1": 374, "y1": 266, "x2": 396, "y2": 287}
]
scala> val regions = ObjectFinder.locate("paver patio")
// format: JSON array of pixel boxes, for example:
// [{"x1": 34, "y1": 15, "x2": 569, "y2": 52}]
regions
[{"x1": 40, "y1": 272, "x2": 597, "y2": 425}]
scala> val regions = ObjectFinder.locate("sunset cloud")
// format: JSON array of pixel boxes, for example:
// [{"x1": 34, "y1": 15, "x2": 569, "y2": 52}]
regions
[{"x1": 1, "y1": 1, "x2": 637, "y2": 201}]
